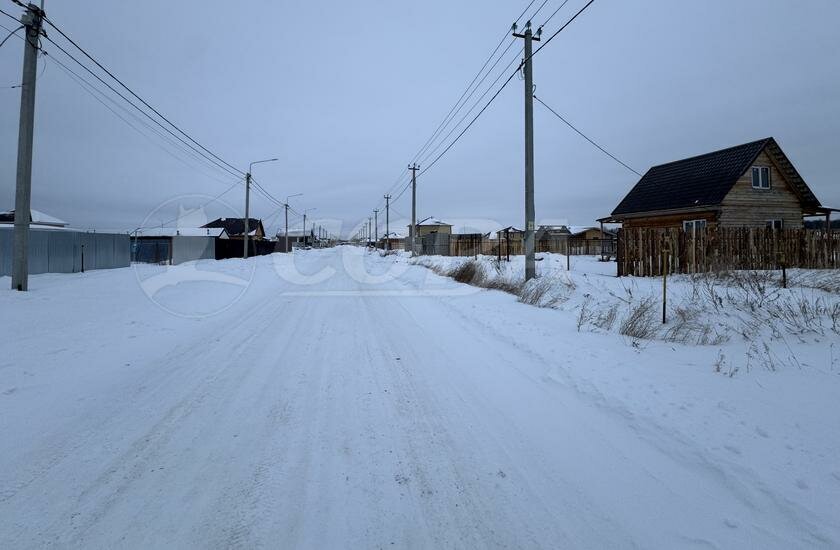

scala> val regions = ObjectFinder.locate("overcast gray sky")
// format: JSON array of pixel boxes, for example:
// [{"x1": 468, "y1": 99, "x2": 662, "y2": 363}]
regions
[{"x1": 1, "y1": 0, "x2": 838, "y2": 237}]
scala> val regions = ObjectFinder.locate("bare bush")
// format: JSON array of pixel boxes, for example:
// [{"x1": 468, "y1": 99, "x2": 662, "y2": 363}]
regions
[
  {"x1": 619, "y1": 296, "x2": 659, "y2": 340},
  {"x1": 577, "y1": 295, "x2": 594, "y2": 332},
  {"x1": 766, "y1": 294, "x2": 826, "y2": 335},
  {"x1": 830, "y1": 303, "x2": 840, "y2": 335},
  {"x1": 593, "y1": 302, "x2": 619, "y2": 332}
]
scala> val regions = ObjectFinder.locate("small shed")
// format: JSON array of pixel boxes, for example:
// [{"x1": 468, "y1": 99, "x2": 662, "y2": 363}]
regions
[{"x1": 131, "y1": 227, "x2": 227, "y2": 265}]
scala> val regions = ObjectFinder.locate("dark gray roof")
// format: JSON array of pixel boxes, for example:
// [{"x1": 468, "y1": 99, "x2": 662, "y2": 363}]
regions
[
  {"x1": 611, "y1": 137, "x2": 820, "y2": 216},
  {"x1": 202, "y1": 217, "x2": 264, "y2": 237}
]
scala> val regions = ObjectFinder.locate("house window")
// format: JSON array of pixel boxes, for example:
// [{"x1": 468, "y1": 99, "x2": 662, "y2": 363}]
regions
[
  {"x1": 752, "y1": 166, "x2": 771, "y2": 189},
  {"x1": 766, "y1": 219, "x2": 783, "y2": 230},
  {"x1": 683, "y1": 219, "x2": 707, "y2": 234}
]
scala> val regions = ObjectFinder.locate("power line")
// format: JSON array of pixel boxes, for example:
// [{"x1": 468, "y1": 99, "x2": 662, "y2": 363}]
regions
[
  {"x1": 133, "y1": 179, "x2": 242, "y2": 232},
  {"x1": 41, "y1": 15, "x2": 245, "y2": 178},
  {"x1": 410, "y1": 0, "x2": 545, "y2": 166},
  {"x1": 366, "y1": 0, "x2": 544, "y2": 218},
  {"x1": 0, "y1": 7, "x2": 19, "y2": 24},
  {"x1": 0, "y1": 22, "x2": 21, "y2": 48},
  {"x1": 420, "y1": 0, "x2": 598, "y2": 177},
  {"x1": 417, "y1": 44, "x2": 523, "y2": 168},
  {"x1": 41, "y1": 33, "x2": 243, "y2": 181},
  {"x1": 534, "y1": 94, "x2": 641, "y2": 176},
  {"x1": 372, "y1": 0, "x2": 597, "y2": 222},
  {"x1": 43, "y1": 48, "x2": 245, "y2": 187},
  {"x1": 539, "y1": 0, "x2": 572, "y2": 29},
  {"x1": 531, "y1": 0, "x2": 595, "y2": 59},
  {"x1": 419, "y1": 59, "x2": 522, "y2": 176}
]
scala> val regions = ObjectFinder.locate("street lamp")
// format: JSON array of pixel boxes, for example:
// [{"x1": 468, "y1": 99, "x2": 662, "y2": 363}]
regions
[
  {"x1": 284, "y1": 193, "x2": 303, "y2": 253},
  {"x1": 244, "y1": 158, "x2": 278, "y2": 259}
]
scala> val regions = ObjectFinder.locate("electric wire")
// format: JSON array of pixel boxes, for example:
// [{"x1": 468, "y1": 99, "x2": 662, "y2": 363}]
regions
[
  {"x1": 0, "y1": 22, "x2": 20, "y2": 48},
  {"x1": 41, "y1": 15, "x2": 245, "y2": 177},
  {"x1": 534, "y1": 93, "x2": 641, "y2": 176},
  {"x1": 44, "y1": 48, "x2": 245, "y2": 187},
  {"x1": 41, "y1": 34, "x2": 244, "y2": 182}
]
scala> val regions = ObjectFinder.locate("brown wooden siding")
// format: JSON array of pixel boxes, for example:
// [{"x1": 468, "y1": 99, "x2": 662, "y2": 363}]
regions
[
  {"x1": 623, "y1": 211, "x2": 718, "y2": 230},
  {"x1": 719, "y1": 149, "x2": 804, "y2": 228}
]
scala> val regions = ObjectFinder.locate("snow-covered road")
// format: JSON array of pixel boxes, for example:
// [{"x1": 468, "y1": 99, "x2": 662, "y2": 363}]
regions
[{"x1": 2, "y1": 247, "x2": 838, "y2": 548}]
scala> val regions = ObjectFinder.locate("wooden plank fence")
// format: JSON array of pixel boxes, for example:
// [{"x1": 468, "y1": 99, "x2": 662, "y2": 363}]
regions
[{"x1": 617, "y1": 227, "x2": 840, "y2": 276}]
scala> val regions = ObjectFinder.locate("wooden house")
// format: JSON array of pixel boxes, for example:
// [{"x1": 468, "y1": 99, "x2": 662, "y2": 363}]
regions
[
  {"x1": 412, "y1": 218, "x2": 452, "y2": 237},
  {"x1": 601, "y1": 138, "x2": 834, "y2": 231}
]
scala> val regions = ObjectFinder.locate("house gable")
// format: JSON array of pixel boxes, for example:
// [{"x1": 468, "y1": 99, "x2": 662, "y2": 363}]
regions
[{"x1": 719, "y1": 148, "x2": 805, "y2": 228}]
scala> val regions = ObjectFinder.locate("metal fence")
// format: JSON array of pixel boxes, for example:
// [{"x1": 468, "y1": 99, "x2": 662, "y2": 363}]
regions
[{"x1": 0, "y1": 228, "x2": 130, "y2": 276}]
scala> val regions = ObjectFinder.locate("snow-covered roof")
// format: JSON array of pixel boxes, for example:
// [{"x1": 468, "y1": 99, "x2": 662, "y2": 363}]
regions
[
  {"x1": 568, "y1": 225, "x2": 615, "y2": 236},
  {"x1": 134, "y1": 227, "x2": 228, "y2": 238},
  {"x1": 0, "y1": 209, "x2": 68, "y2": 227},
  {"x1": 382, "y1": 231, "x2": 405, "y2": 239},
  {"x1": 416, "y1": 218, "x2": 451, "y2": 227}
]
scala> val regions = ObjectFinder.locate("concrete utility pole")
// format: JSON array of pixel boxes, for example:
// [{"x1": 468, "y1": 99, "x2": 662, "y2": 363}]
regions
[
  {"x1": 409, "y1": 163, "x2": 419, "y2": 256},
  {"x1": 245, "y1": 158, "x2": 277, "y2": 259},
  {"x1": 513, "y1": 21, "x2": 540, "y2": 281},
  {"x1": 367, "y1": 217, "x2": 372, "y2": 247},
  {"x1": 284, "y1": 203, "x2": 289, "y2": 252},
  {"x1": 373, "y1": 209, "x2": 379, "y2": 249},
  {"x1": 384, "y1": 194, "x2": 391, "y2": 251},
  {"x1": 243, "y1": 172, "x2": 251, "y2": 258},
  {"x1": 302, "y1": 208, "x2": 315, "y2": 247},
  {"x1": 11, "y1": 3, "x2": 44, "y2": 291},
  {"x1": 284, "y1": 193, "x2": 302, "y2": 253}
]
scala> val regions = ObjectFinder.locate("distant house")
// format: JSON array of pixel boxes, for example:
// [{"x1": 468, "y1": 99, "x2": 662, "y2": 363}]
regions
[
  {"x1": 567, "y1": 226, "x2": 615, "y2": 240},
  {"x1": 412, "y1": 218, "x2": 452, "y2": 237},
  {"x1": 379, "y1": 231, "x2": 405, "y2": 250},
  {"x1": 202, "y1": 217, "x2": 266, "y2": 239},
  {"x1": 131, "y1": 227, "x2": 228, "y2": 265},
  {"x1": 0, "y1": 209, "x2": 69, "y2": 229},
  {"x1": 492, "y1": 226, "x2": 524, "y2": 243},
  {"x1": 278, "y1": 229, "x2": 314, "y2": 248},
  {"x1": 602, "y1": 137, "x2": 835, "y2": 230}
]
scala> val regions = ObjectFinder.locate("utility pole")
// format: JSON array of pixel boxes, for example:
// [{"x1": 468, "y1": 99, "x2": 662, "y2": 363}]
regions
[
  {"x1": 284, "y1": 193, "x2": 301, "y2": 253},
  {"x1": 384, "y1": 194, "x2": 391, "y2": 251},
  {"x1": 284, "y1": 203, "x2": 289, "y2": 252},
  {"x1": 367, "y1": 217, "x2": 372, "y2": 247},
  {"x1": 11, "y1": 3, "x2": 44, "y2": 291},
  {"x1": 245, "y1": 158, "x2": 277, "y2": 259},
  {"x1": 513, "y1": 21, "x2": 540, "y2": 281},
  {"x1": 409, "y1": 163, "x2": 419, "y2": 256},
  {"x1": 243, "y1": 172, "x2": 251, "y2": 259},
  {"x1": 373, "y1": 209, "x2": 379, "y2": 249},
  {"x1": 302, "y1": 208, "x2": 315, "y2": 247}
]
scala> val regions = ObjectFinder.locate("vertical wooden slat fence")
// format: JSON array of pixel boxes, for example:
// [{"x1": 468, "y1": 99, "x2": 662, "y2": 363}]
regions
[{"x1": 617, "y1": 227, "x2": 839, "y2": 276}]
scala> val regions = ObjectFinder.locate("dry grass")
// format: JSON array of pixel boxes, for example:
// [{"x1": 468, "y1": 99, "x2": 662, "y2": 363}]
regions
[
  {"x1": 619, "y1": 296, "x2": 658, "y2": 340},
  {"x1": 448, "y1": 260, "x2": 485, "y2": 285},
  {"x1": 518, "y1": 276, "x2": 575, "y2": 308}
]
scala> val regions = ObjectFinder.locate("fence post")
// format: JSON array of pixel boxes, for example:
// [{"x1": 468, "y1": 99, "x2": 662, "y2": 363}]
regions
[
  {"x1": 778, "y1": 250, "x2": 787, "y2": 289},
  {"x1": 662, "y1": 245, "x2": 668, "y2": 324}
]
